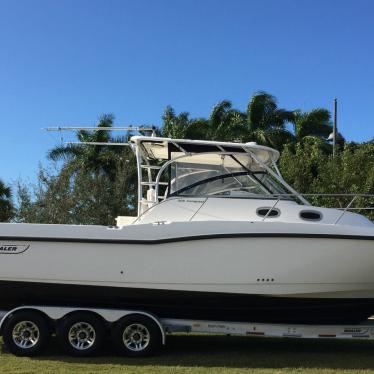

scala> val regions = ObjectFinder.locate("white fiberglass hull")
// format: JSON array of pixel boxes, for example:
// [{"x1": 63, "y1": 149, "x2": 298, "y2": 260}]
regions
[{"x1": 0, "y1": 221, "x2": 373, "y2": 324}]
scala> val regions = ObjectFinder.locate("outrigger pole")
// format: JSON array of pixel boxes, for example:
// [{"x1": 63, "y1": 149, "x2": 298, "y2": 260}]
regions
[
  {"x1": 43, "y1": 126, "x2": 157, "y2": 149},
  {"x1": 43, "y1": 126, "x2": 157, "y2": 137},
  {"x1": 44, "y1": 126, "x2": 157, "y2": 216}
]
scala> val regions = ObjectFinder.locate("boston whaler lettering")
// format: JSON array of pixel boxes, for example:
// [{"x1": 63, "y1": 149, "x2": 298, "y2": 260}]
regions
[
  {"x1": 0, "y1": 245, "x2": 29, "y2": 254},
  {"x1": 0, "y1": 132, "x2": 373, "y2": 357}
]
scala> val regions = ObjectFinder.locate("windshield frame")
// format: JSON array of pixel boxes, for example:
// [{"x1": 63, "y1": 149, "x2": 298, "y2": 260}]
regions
[
  {"x1": 166, "y1": 152, "x2": 292, "y2": 200},
  {"x1": 168, "y1": 170, "x2": 294, "y2": 200},
  {"x1": 169, "y1": 170, "x2": 264, "y2": 196},
  {"x1": 153, "y1": 149, "x2": 306, "y2": 205}
]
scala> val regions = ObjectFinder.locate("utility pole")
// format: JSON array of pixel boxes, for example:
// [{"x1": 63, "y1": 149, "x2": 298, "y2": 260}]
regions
[{"x1": 333, "y1": 98, "x2": 337, "y2": 156}]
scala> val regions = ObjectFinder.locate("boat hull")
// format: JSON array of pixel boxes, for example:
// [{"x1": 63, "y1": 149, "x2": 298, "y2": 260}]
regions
[
  {"x1": 0, "y1": 221, "x2": 374, "y2": 324},
  {"x1": 0, "y1": 280, "x2": 373, "y2": 324}
]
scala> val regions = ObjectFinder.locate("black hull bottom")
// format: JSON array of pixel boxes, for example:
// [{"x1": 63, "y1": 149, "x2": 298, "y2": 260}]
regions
[{"x1": 0, "y1": 280, "x2": 373, "y2": 325}]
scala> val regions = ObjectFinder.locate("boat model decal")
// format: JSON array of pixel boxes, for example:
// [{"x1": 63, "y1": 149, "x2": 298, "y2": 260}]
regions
[
  {"x1": 0, "y1": 244, "x2": 30, "y2": 254},
  {"x1": 0, "y1": 233, "x2": 373, "y2": 245},
  {"x1": 177, "y1": 199, "x2": 205, "y2": 203},
  {"x1": 343, "y1": 327, "x2": 369, "y2": 335}
]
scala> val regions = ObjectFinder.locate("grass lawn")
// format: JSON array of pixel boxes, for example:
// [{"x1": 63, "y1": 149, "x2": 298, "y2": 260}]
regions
[{"x1": 1, "y1": 334, "x2": 374, "y2": 374}]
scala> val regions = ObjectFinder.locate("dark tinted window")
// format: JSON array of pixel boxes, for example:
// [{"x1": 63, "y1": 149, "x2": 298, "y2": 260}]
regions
[
  {"x1": 300, "y1": 210, "x2": 322, "y2": 221},
  {"x1": 257, "y1": 207, "x2": 280, "y2": 218}
]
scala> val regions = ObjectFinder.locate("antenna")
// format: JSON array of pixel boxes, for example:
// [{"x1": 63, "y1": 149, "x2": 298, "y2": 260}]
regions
[
  {"x1": 333, "y1": 98, "x2": 337, "y2": 157},
  {"x1": 66, "y1": 141, "x2": 132, "y2": 146}
]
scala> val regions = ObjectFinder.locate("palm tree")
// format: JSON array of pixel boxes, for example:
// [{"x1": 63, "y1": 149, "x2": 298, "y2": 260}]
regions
[
  {"x1": 245, "y1": 91, "x2": 295, "y2": 149},
  {"x1": 0, "y1": 179, "x2": 13, "y2": 222},
  {"x1": 162, "y1": 106, "x2": 215, "y2": 141},
  {"x1": 207, "y1": 101, "x2": 247, "y2": 141},
  {"x1": 184, "y1": 117, "x2": 210, "y2": 140},
  {"x1": 48, "y1": 114, "x2": 131, "y2": 181},
  {"x1": 162, "y1": 93, "x2": 295, "y2": 148},
  {"x1": 47, "y1": 114, "x2": 138, "y2": 222},
  {"x1": 160, "y1": 93, "x2": 339, "y2": 151},
  {"x1": 161, "y1": 106, "x2": 192, "y2": 139},
  {"x1": 293, "y1": 108, "x2": 332, "y2": 141},
  {"x1": 162, "y1": 101, "x2": 248, "y2": 142},
  {"x1": 292, "y1": 108, "x2": 346, "y2": 153}
]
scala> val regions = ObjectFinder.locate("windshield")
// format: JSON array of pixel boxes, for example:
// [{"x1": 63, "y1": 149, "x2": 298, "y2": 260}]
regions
[{"x1": 168, "y1": 153, "x2": 288, "y2": 198}]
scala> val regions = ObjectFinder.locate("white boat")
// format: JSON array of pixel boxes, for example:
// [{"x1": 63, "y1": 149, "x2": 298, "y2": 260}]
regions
[{"x1": 0, "y1": 136, "x2": 373, "y2": 324}]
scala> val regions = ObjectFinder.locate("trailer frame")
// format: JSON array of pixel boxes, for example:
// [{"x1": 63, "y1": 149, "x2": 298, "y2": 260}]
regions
[{"x1": 1, "y1": 305, "x2": 374, "y2": 357}]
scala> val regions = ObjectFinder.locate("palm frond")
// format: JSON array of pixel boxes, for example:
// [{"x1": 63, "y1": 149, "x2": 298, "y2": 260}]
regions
[
  {"x1": 210, "y1": 100, "x2": 232, "y2": 125},
  {"x1": 47, "y1": 145, "x2": 83, "y2": 161},
  {"x1": 0, "y1": 180, "x2": 12, "y2": 199},
  {"x1": 247, "y1": 91, "x2": 277, "y2": 129},
  {"x1": 294, "y1": 108, "x2": 332, "y2": 140}
]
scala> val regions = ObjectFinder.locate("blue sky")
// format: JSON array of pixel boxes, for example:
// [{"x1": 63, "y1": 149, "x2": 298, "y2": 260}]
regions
[{"x1": 0, "y1": 0, "x2": 373, "y2": 185}]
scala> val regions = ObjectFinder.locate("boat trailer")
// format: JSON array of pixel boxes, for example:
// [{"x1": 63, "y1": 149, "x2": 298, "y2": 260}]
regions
[{"x1": 1, "y1": 305, "x2": 374, "y2": 357}]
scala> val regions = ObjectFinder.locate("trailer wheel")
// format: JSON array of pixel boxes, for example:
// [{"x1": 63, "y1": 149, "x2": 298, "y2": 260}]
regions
[
  {"x1": 2, "y1": 311, "x2": 50, "y2": 356},
  {"x1": 111, "y1": 314, "x2": 162, "y2": 357},
  {"x1": 57, "y1": 312, "x2": 105, "y2": 357}
]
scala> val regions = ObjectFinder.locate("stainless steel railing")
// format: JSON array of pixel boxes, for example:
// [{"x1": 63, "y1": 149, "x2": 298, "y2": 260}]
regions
[
  {"x1": 259, "y1": 193, "x2": 374, "y2": 224},
  {"x1": 130, "y1": 192, "x2": 373, "y2": 225}
]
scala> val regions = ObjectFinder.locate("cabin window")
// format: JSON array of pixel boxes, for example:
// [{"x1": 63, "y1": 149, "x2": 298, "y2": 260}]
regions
[
  {"x1": 256, "y1": 207, "x2": 280, "y2": 218},
  {"x1": 299, "y1": 210, "x2": 322, "y2": 221}
]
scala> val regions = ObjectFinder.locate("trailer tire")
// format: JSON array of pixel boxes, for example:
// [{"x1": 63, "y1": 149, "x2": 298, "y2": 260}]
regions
[
  {"x1": 57, "y1": 312, "x2": 105, "y2": 357},
  {"x1": 2, "y1": 310, "x2": 50, "y2": 356},
  {"x1": 111, "y1": 314, "x2": 162, "y2": 357}
]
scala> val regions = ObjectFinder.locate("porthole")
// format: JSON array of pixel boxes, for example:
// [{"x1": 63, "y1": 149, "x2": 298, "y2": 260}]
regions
[
  {"x1": 299, "y1": 210, "x2": 322, "y2": 221},
  {"x1": 256, "y1": 207, "x2": 280, "y2": 218}
]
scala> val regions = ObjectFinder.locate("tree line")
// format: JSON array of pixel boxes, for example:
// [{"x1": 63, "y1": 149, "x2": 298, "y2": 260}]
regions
[
  {"x1": 161, "y1": 91, "x2": 339, "y2": 150},
  {"x1": 0, "y1": 91, "x2": 373, "y2": 224}
]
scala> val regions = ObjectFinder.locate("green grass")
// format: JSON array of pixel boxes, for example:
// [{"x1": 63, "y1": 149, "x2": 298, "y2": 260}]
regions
[{"x1": 2, "y1": 334, "x2": 374, "y2": 374}]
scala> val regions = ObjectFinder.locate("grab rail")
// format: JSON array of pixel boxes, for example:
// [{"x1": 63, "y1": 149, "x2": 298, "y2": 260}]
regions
[
  {"x1": 131, "y1": 192, "x2": 373, "y2": 225},
  {"x1": 198, "y1": 193, "x2": 373, "y2": 224},
  {"x1": 256, "y1": 193, "x2": 374, "y2": 224}
]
